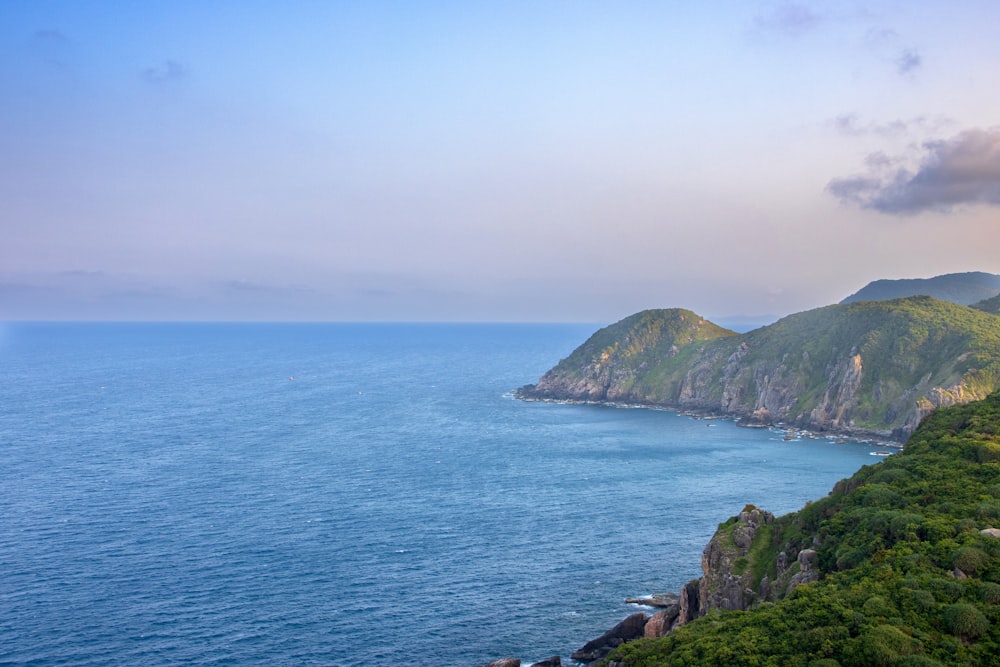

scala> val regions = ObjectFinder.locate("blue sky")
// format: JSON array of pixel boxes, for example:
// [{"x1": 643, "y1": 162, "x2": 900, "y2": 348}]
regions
[{"x1": 2, "y1": 1, "x2": 999, "y2": 322}]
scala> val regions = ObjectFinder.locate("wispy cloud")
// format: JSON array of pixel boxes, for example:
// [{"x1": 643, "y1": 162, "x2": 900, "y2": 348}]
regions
[
  {"x1": 141, "y1": 60, "x2": 187, "y2": 84},
  {"x1": 827, "y1": 127, "x2": 1000, "y2": 215},
  {"x1": 752, "y1": 4, "x2": 824, "y2": 37},
  {"x1": 831, "y1": 113, "x2": 952, "y2": 138},
  {"x1": 28, "y1": 28, "x2": 74, "y2": 69},
  {"x1": 863, "y1": 25, "x2": 924, "y2": 77},
  {"x1": 895, "y1": 49, "x2": 922, "y2": 75}
]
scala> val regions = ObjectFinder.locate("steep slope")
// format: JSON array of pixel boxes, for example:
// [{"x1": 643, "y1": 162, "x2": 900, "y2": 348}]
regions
[
  {"x1": 841, "y1": 271, "x2": 1000, "y2": 306},
  {"x1": 517, "y1": 308, "x2": 737, "y2": 403},
  {"x1": 973, "y1": 294, "x2": 1000, "y2": 316},
  {"x1": 605, "y1": 391, "x2": 1000, "y2": 666},
  {"x1": 517, "y1": 297, "x2": 1000, "y2": 439}
]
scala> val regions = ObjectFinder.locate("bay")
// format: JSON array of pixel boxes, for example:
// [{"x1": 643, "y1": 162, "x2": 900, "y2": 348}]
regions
[{"x1": 0, "y1": 323, "x2": 877, "y2": 665}]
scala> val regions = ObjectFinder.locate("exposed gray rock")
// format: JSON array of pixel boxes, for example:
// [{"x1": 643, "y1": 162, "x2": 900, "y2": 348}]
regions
[
  {"x1": 571, "y1": 612, "x2": 647, "y2": 664},
  {"x1": 700, "y1": 507, "x2": 774, "y2": 613},
  {"x1": 785, "y1": 548, "x2": 820, "y2": 594},
  {"x1": 980, "y1": 527, "x2": 1000, "y2": 538},
  {"x1": 625, "y1": 593, "x2": 679, "y2": 608},
  {"x1": 529, "y1": 657, "x2": 561, "y2": 667}
]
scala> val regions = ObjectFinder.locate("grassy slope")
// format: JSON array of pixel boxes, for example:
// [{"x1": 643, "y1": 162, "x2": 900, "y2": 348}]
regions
[{"x1": 606, "y1": 391, "x2": 1000, "y2": 666}]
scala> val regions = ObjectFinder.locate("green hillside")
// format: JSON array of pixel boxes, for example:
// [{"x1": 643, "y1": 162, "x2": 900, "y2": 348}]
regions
[
  {"x1": 529, "y1": 308, "x2": 737, "y2": 402},
  {"x1": 518, "y1": 297, "x2": 1000, "y2": 438},
  {"x1": 973, "y1": 294, "x2": 1000, "y2": 316},
  {"x1": 605, "y1": 391, "x2": 1000, "y2": 666}
]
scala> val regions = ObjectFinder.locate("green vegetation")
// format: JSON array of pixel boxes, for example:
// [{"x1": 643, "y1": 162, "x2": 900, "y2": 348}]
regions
[
  {"x1": 604, "y1": 391, "x2": 1000, "y2": 666},
  {"x1": 521, "y1": 297, "x2": 1000, "y2": 437},
  {"x1": 532, "y1": 308, "x2": 737, "y2": 401},
  {"x1": 972, "y1": 294, "x2": 1000, "y2": 316}
]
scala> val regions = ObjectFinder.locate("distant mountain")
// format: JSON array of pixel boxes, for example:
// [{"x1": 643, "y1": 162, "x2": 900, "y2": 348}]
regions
[
  {"x1": 973, "y1": 293, "x2": 1000, "y2": 315},
  {"x1": 841, "y1": 271, "x2": 1000, "y2": 306},
  {"x1": 517, "y1": 297, "x2": 1000, "y2": 439}
]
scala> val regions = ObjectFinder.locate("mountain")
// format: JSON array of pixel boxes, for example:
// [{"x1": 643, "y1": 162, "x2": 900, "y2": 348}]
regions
[
  {"x1": 517, "y1": 297, "x2": 1000, "y2": 439},
  {"x1": 973, "y1": 293, "x2": 1000, "y2": 316},
  {"x1": 602, "y1": 390, "x2": 1000, "y2": 666},
  {"x1": 841, "y1": 272, "x2": 1000, "y2": 306}
]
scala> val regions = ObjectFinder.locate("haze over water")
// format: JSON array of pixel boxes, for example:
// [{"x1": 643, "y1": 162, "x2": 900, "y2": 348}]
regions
[{"x1": 0, "y1": 323, "x2": 880, "y2": 665}]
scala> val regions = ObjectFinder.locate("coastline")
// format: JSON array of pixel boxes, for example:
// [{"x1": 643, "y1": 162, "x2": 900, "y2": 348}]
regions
[
  {"x1": 513, "y1": 393, "x2": 905, "y2": 449},
  {"x1": 477, "y1": 394, "x2": 903, "y2": 664}
]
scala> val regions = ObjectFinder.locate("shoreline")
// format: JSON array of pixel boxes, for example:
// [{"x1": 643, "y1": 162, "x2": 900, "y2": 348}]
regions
[{"x1": 513, "y1": 393, "x2": 905, "y2": 449}]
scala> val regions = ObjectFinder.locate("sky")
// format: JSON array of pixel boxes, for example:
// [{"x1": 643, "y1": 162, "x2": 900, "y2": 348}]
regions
[{"x1": 2, "y1": 1, "x2": 999, "y2": 324}]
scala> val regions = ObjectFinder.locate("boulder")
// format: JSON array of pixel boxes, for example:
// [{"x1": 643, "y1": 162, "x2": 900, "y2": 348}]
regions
[
  {"x1": 644, "y1": 605, "x2": 680, "y2": 638},
  {"x1": 529, "y1": 657, "x2": 561, "y2": 667},
  {"x1": 571, "y1": 612, "x2": 647, "y2": 663}
]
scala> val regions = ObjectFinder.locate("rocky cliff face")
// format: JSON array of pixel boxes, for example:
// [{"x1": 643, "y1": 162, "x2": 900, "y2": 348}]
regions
[
  {"x1": 572, "y1": 502, "x2": 822, "y2": 662},
  {"x1": 699, "y1": 506, "x2": 775, "y2": 613},
  {"x1": 518, "y1": 298, "x2": 1000, "y2": 439}
]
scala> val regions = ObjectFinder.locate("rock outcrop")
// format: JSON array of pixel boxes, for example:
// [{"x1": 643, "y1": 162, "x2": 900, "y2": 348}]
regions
[
  {"x1": 574, "y1": 502, "x2": 824, "y2": 661},
  {"x1": 570, "y1": 612, "x2": 648, "y2": 665},
  {"x1": 699, "y1": 506, "x2": 775, "y2": 613}
]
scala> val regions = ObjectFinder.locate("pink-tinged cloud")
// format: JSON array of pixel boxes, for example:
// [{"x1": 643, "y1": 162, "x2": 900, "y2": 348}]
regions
[{"x1": 828, "y1": 127, "x2": 1000, "y2": 215}]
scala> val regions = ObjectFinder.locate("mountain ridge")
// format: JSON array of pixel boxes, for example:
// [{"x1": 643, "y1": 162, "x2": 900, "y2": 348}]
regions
[{"x1": 841, "y1": 272, "x2": 1000, "y2": 306}]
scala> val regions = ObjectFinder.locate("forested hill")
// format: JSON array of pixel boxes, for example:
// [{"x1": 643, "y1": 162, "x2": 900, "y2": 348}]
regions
[
  {"x1": 604, "y1": 390, "x2": 1000, "y2": 666},
  {"x1": 973, "y1": 294, "x2": 1000, "y2": 316},
  {"x1": 517, "y1": 297, "x2": 1000, "y2": 439},
  {"x1": 841, "y1": 272, "x2": 1000, "y2": 306}
]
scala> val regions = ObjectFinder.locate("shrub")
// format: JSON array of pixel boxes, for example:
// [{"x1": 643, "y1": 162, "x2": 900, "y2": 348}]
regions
[
  {"x1": 894, "y1": 657, "x2": 945, "y2": 666},
  {"x1": 953, "y1": 546, "x2": 990, "y2": 575},
  {"x1": 942, "y1": 602, "x2": 990, "y2": 640},
  {"x1": 852, "y1": 624, "x2": 923, "y2": 666},
  {"x1": 862, "y1": 595, "x2": 897, "y2": 619},
  {"x1": 980, "y1": 581, "x2": 1000, "y2": 604}
]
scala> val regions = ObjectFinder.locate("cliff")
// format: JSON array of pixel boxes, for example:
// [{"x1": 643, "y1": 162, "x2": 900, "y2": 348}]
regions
[
  {"x1": 602, "y1": 390, "x2": 1000, "y2": 666},
  {"x1": 517, "y1": 297, "x2": 1000, "y2": 439}
]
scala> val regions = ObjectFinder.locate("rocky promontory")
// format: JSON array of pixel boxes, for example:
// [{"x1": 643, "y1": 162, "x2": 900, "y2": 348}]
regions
[{"x1": 516, "y1": 298, "x2": 1000, "y2": 440}]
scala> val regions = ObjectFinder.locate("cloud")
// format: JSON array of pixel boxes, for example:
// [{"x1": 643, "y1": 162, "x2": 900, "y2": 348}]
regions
[
  {"x1": 827, "y1": 127, "x2": 1000, "y2": 215},
  {"x1": 752, "y1": 4, "x2": 823, "y2": 37},
  {"x1": 141, "y1": 60, "x2": 187, "y2": 84},
  {"x1": 896, "y1": 49, "x2": 922, "y2": 75},
  {"x1": 28, "y1": 28, "x2": 74, "y2": 69},
  {"x1": 831, "y1": 113, "x2": 952, "y2": 138},
  {"x1": 33, "y1": 28, "x2": 70, "y2": 43}
]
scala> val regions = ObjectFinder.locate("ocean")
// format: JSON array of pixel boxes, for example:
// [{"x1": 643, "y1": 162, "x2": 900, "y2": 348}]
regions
[{"x1": 0, "y1": 323, "x2": 879, "y2": 666}]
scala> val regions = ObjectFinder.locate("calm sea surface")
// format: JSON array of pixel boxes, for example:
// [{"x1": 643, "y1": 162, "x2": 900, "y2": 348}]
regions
[{"x1": 0, "y1": 323, "x2": 878, "y2": 666}]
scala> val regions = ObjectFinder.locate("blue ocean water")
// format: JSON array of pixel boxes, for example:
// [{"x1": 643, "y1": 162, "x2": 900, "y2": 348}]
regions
[{"x1": 0, "y1": 323, "x2": 879, "y2": 666}]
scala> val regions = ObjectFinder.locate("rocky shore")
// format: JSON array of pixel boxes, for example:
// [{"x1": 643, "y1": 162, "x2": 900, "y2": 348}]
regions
[{"x1": 478, "y1": 505, "x2": 823, "y2": 666}]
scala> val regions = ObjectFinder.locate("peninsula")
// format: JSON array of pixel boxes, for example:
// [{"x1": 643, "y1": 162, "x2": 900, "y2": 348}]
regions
[{"x1": 516, "y1": 296, "x2": 1000, "y2": 440}]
